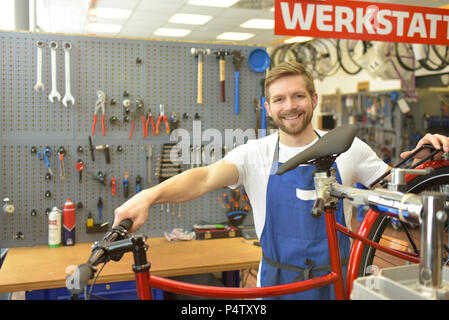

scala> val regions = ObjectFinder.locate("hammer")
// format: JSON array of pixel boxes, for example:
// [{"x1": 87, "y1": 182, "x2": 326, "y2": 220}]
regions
[
  {"x1": 214, "y1": 50, "x2": 230, "y2": 102},
  {"x1": 191, "y1": 48, "x2": 211, "y2": 104}
]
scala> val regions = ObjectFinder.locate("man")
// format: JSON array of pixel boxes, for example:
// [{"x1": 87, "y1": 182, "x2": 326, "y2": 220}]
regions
[{"x1": 113, "y1": 61, "x2": 449, "y2": 299}]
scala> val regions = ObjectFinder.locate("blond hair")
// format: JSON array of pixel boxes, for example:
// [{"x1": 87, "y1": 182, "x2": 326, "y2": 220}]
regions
[{"x1": 264, "y1": 61, "x2": 316, "y2": 101}]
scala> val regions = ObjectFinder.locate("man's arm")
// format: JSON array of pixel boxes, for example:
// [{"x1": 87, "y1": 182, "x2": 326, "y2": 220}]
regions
[
  {"x1": 371, "y1": 133, "x2": 449, "y2": 189},
  {"x1": 112, "y1": 159, "x2": 239, "y2": 232}
]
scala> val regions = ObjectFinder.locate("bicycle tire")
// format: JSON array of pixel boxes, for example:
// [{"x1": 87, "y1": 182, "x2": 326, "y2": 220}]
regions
[
  {"x1": 417, "y1": 45, "x2": 448, "y2": 72},
  {"x1": 432, "y1": 45, "x2": 449, "y2": 64},
  {"x1": 336, "y1": 39, "x2": 365, "y2": 75},
  {"x1": 394, "y1": 42, "x2": 422, "y2": 72},
  {"x1": 310, "y1": 38, "x2": 339, "y2": 79},
  {"x1": 357, "y1": 165, "x2": 449, "y2": 277}
]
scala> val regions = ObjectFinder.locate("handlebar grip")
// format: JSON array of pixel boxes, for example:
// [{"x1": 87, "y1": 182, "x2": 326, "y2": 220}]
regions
[
  {"x1": 66, "y1": 263, "x2": 94, "y2": 295},
  {"x1": 119, "y1": 218, "x2": 133, "y2": 232}
]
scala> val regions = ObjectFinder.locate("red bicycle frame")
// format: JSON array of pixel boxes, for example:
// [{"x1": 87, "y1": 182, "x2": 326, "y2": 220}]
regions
[
  {"x1": 127, "y1": 159, "x2": 449, "y2": 300},
  {"x1": 134, "y1": 206, "x2": 347, "y2": 299}
]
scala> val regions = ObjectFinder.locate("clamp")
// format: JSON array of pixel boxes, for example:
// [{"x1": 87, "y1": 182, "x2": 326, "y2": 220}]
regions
[
  {"x1": 156, "y1": 104, "x2": 170, "y2": 135},
  {"x1": 92, "y1": 90, "x2": 106, "y2": 136}
]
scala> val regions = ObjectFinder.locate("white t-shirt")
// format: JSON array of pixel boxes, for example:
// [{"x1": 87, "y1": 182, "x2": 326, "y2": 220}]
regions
[{"x1": 224, "y1": 130, "x2": 389, "y2": 238}]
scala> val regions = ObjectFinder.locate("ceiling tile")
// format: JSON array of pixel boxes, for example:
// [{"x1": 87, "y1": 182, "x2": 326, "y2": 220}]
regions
[
  {"x1": 135, "y1": 1, "x2": 185, "y2": 13},
  {"x1": 96, "y1": 0, "x2": 140, "y2": 10},
  {"x1": 129, "y1": 10, "x2": 173, "y2": 23},
  {"x1": 174, "y1": 4, "x2": 224, "y2": 16}
]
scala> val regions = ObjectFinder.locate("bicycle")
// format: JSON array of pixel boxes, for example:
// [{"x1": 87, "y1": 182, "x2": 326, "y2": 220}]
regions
[{"x1": 66, "y1": 124, "x2": 449, "y2": 300}]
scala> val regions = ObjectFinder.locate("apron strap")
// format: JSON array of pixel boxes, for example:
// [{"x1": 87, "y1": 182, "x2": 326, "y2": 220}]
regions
[{"x1": 263, "y1": 253, "x2": 349, "y2": 282}]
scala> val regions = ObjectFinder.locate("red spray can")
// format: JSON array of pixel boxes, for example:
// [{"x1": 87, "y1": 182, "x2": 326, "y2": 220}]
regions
[{"x1": 63, "y1": 198, "x2": 76, "y2": 246}]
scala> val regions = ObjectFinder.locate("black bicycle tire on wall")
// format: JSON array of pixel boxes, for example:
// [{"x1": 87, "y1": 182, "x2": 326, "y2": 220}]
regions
[{"x1": 357, "y1": 166, "x2": 449, "y2": 277}]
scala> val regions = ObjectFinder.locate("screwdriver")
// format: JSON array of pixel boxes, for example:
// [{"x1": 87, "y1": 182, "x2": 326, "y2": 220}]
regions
[
  {"x1": 217, "y1": 196, "x2": 226, "y2": 209},
  {"x1": 97, "y1": 197, "x2": 103, "y2": 223},
  {"x1": 124, "y1": 171, "x2": 129, "y2": 198},
  {"x1": 222, "y1": 193, "x2": 231, "y2": 212}
]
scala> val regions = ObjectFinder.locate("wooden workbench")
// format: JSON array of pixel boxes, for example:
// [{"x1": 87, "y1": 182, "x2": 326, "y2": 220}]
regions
[{"x1": 0, "y1": 237, "x2": 262, "y2": 293}]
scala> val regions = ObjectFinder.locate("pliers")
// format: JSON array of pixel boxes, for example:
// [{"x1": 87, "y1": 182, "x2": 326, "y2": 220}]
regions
[
  {"x1": 91, "y1": 90, "x2": 106, "y2": 136},
  {"x1": 144, "y1": 109, "x2": 155, "y2": 138},
  {"x1": 129, "y1": 98, "x2": 145, "y2": 139},
  {"x1": 156, "y1": 104, "x2": 170, "y2": 135}
]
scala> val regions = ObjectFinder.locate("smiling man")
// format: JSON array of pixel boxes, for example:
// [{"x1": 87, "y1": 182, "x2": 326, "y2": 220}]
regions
[{"x1": 113, "y1": 61, "x2": 449, "y2": 300}]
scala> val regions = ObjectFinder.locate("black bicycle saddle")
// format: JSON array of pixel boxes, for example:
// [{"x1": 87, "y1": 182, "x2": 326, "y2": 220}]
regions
[{"x1": 276, "y1": 124, "x2": 358, "y2": 175}]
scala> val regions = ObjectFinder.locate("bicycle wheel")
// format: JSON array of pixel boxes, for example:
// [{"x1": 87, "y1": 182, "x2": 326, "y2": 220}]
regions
[
  {"x1": 357, "y1": 165, "x2": 449, "y2": 277},
  {"x1": 336, "y1": 39, "x2": 366, "y2": 75},
  {"x1": 432, "y1": 45, "x2": 449, "y2": 64},
  {"x1": 394, "y1": 42, "x2": 422, "y2": 72}
]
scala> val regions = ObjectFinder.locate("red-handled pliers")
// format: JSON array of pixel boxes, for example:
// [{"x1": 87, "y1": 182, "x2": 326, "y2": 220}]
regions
[
  {"x1": 129, "y1": 98, "x2": 145, "y2": 139},
  {"x1": 144, "y1": 109, "x2": 155, "y2": 138},
  {"x1": 156, "y1": 104, "x2": 170, "y2": 135},
  {"x1": 91, "y1": 90, "x2": 106, "y2": 136}
]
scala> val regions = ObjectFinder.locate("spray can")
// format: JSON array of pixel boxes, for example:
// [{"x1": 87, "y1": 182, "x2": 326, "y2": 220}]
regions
[
  {"x1": 48, "y1": 206, "x2": 62, "y2": 248},
  {"x1": 63, "y1": 198, "x2": 76, "y2": 246}
]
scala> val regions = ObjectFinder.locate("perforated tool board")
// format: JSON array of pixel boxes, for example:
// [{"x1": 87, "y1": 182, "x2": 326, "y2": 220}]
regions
[{"x1": 0, "y1": 31, "x2": 264, "y2": 247}]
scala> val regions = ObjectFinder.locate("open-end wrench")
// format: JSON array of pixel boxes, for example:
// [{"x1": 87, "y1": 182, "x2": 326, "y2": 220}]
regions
[
  {"x1": 62, "y1": 41, "x2": 75, "y2": 107},
  {"x1": 34, "y1": 40, "x2": 45, "y2": 92},
  {"x1": 48, "y1": 41, "x2": 61, "y2": 103}
]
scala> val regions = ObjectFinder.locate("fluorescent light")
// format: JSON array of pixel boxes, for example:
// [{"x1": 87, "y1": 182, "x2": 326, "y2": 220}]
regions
[
  {"x1": 187, "y1": 0, "x2": 239, "y2": 8},
  {"x1": 216, "y1": 32, "x2": 254, "y2": 41},
  {"x1": 90, "y1": 7, "x2": 132, "y2": 19},
  {"x1": 240, "y1": 19, "x2": 274, "y2": 29},
  {"x1": 169, "y1": 13, "x2": 212, "y2": 25},
  {"x1": 284, "y1": 36, "x2": 313, "y2": 43},
  {"x1": 0, "y1": 0, "x2": 14, "y2": 30},
  {"x1": 154, "y1": 28, "x2": 191, "y2": 37},
  {"x1": 86, "y1": 23, "x2": 122, "y2": 33}
]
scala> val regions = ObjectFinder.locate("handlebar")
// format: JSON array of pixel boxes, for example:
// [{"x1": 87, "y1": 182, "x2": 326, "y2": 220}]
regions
[{"x1": 66, "y1": 219, "x2": 133, "y2": 297}]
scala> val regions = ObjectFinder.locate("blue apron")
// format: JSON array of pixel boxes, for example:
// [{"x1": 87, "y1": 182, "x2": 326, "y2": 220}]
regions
[{"x1": 260, "y1": 134, "x2": 350, "y2": 300}]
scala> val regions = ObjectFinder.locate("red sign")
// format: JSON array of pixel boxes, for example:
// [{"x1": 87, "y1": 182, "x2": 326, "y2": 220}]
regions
[{"x1": 275, "y1": 0, "x2": 449, "y2": 45}]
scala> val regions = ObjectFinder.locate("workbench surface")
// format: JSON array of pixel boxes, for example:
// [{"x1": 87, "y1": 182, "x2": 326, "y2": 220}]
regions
[{"x1": 0, "y1": 237, "x2": 262, "y2": 293}]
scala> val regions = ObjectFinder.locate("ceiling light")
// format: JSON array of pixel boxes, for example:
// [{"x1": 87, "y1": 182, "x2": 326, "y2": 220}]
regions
[
  {"x1": 187, "y1": 0, "x2": 239, "y2": 8},
  {"x1": 154, "y1": 28, "x2": 191, "y2": 37},
  {"x1": 284, "y1": 36, "x2": 313, "y2": 44},
  {"x1": 169, "y1": 13, "x2": 212, "y2": 25},
  {"x1": 240, "y1": 19, "x2": 274, "y2": 29},
  {"x1": 216, "y1": 32, "x2": 254, "y2": 41},
  {"x1": 86, "y1": 23, "x2": 122, "y2": 33},
  {"x1": 0, "y1": 0, "x2": 14, "y2": 30},
  {"x1": 90, "y1": 7, "x2": 132, "y2": 19}
]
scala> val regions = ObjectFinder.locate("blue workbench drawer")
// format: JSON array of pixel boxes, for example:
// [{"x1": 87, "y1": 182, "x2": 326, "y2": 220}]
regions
[{"x1": 26, "y1": 281, "x2": 163, "y2": 300}]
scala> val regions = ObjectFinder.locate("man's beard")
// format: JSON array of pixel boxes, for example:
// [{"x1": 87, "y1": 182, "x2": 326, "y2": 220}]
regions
[{"x1": 271, "y1": 111, "x2": 313, "y2": 135}]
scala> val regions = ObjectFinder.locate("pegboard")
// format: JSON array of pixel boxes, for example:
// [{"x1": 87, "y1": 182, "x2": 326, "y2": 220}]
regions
[{"x1": 0, "y1": 31, "x2": 265, "y2": 247}]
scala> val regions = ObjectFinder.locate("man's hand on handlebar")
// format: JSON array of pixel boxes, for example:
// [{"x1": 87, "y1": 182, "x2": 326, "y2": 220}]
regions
[
  {"x1": 400, "y1": 133, "x2": 449, "y2": 161},
  {"x1": 112, "y1": 189, "x2": 153, "y2": 233}
]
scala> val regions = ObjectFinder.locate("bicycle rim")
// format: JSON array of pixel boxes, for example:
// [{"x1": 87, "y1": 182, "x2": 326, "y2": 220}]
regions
[
  {"x1": 432, "y1": 45, "x2": 449, "y2": 64},
  {"x1": 395, "y1": 42, "x2": 421, "y2": 72},
  {"x1": 357, "y1": 166, "x2": 449, "y2": 277},
  {"x1": 336, "y1": 39, "x2": 365, "y2": 75}
]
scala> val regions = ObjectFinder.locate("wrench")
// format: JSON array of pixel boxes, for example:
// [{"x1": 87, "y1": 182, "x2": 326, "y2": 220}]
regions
[
  {"x1": 34, "y1": 40, "x2": 45, "y2": 92},
  {"x1": 62, "y1": 41, "x2": 75, "y2": 107},
  {"x1": 48, "y1": 41, "x2": 61, "y2": 103}
]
